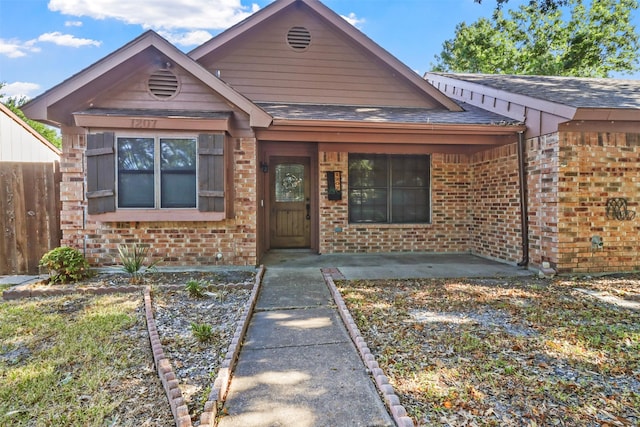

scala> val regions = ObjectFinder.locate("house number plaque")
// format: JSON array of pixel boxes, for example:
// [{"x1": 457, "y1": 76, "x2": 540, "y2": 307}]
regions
[
  {"x1": 131, "y1": 119, "x2": 158, "y2": 128},
  {"x1": 326, "y1": 171, "x2": 342, "y2": 201}
]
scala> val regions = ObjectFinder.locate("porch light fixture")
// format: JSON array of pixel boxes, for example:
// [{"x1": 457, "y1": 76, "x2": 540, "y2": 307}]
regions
[{"x1": 260, "y1": 161, "x2": 269, "y2": 173}]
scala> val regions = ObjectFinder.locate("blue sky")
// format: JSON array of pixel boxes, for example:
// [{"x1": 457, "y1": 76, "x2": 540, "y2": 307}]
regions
[{"x1": 1, "y1": 0, "x2": 639, "y2": 100}]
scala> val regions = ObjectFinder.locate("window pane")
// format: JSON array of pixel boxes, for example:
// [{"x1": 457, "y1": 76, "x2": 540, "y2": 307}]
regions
[
  {"x1": 349, "y1": 188, "x2": 387, "y2": 223},
  {"x1": 118, "y1": 138, "x2": 154, "y2": 208},
  {"x1": 392, "y1": 189, "x2": 429, "y2": 223},
  {"x1": 391, "y1": 156, "x2": 429, "y2": 187},
  {"x1": 349, "y1": 154, "x2": 387, "y2": 188},
  {"x1": 276, "y1": 164, "x2": 304, "y2": 202},
  {"x1": 160, "y1": 138, "x2": 196, "y2": 208}
]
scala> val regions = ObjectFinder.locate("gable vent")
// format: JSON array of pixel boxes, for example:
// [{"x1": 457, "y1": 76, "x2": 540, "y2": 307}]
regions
[
  {"x1": 148, "y1": 69, "x2": 179, "y2": 99},
  {"x1": 287, "y1": 26, "x2": 311, "y2": 51}
]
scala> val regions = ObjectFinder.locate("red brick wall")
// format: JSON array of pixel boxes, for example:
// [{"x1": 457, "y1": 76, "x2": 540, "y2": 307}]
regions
[
  {"x1": 469, "y1": 144, "x2": 522, "y2": 263},
  {"x1": 554, "y1": 131, "x2": 640, "y2": 273},
  {"x1": 58, "y1": 126, "x2": 259, "y2": 267},
  {"x1": 526, "y1": 134, "x2": 560, "y2": 269}
]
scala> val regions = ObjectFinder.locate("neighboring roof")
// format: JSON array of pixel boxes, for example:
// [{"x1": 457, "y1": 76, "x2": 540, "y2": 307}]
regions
[
  {"x1": 0, "y1": 103, "x2": 61, "y2": 161},
  {"x1": 22, "y1": 31, "x2": 272, "y2": 128},
  {"x1": 258, "y1": 102, "x2": 522, "y2": 126},
  {"x1": 190, "y1": 0, "x2": 463, "y2": 112},
  {"x1": 429, "y1": 73, "x2": 640, "y2": 110}
]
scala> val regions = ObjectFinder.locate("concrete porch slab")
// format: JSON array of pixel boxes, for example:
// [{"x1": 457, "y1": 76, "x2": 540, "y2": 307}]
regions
[{"x1": 261, "y1": 251, "x2": 532, "y2": 280}]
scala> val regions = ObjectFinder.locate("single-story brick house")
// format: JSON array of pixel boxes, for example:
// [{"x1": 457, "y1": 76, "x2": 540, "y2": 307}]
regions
[{"x1": 23, "y1": 0, "x2": 639, "y2": 273}]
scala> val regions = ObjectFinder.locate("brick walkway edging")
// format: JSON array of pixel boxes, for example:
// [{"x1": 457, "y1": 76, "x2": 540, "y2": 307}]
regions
[
  {"x1": 144, "y1": 265, "x2": 265, "y2": 427},
  {"x1": 321, "y1": 268, "x2": 415, "y2": 427}
]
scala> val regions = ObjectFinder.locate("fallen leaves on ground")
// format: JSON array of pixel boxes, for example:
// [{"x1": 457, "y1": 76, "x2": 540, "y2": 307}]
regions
[{"x1": 338, "y1": 275, "x2": 640, "y2": 427}]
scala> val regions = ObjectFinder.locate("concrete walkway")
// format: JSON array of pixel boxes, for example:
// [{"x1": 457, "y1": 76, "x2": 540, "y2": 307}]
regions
[
  {"x1": 217, "y1": 265, "x2": 394, "y2": 427},
  {"x1": 218, "y1": 252, "x2": 530, "y2": 427}
]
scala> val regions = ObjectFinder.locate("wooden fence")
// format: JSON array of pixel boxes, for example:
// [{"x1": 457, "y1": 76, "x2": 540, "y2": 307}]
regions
[{"x1": 0, "y1": 162, "x2": 61, "y2": 274}]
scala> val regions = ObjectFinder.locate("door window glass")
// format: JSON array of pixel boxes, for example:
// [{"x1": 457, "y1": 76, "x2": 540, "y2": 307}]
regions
[{"x1": 275, "y1": 164, "x2": 304, "y2": 202}]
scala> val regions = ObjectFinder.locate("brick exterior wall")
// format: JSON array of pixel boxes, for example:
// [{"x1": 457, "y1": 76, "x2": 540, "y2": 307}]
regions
[
  {"x1": 526, "y1": 134, "x2": 560, "y2": 269},
  {"x1": 469, "y1": 144, "x2": 522, "y2": 264},
  {"x1": 59, "y1": 126, "x2": 259, "y2": 267},
  {"x1": 60, "y1": 124, "x2": 639, "y2": 273},
  {"x1": 553, "y1": 131, "x2": 640, "y2": 273}
]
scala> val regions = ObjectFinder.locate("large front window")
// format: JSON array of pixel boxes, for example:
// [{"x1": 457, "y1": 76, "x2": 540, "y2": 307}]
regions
[
  {"x1": 348, "y1": 154, "x2": 430, "y2": 223},
  {"x1": 117, "y1": 136, "x2": 197, "y2": 208}
]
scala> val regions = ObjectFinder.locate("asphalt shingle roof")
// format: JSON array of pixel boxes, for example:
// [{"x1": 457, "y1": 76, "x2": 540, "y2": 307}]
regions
[
  {"x1": 257, "y1": 102, "x2": 522, "y2": 126},
  {"x1": 433, "y1": 73, "x2": 640, "y2": 110}
]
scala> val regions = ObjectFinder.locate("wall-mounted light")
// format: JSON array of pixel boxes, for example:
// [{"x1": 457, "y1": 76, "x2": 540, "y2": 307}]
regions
[{"x1": 260, "y1": 161, "x2": 269, "y2": 173}]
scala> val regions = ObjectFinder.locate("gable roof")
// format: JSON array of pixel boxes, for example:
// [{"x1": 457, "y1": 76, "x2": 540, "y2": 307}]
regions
[
  {"x1": 22, "y1": 31, "x2": 272, "y2": 128},
  {"x1": 190, "y1": 0, "x2": 462, "y2": 112}
]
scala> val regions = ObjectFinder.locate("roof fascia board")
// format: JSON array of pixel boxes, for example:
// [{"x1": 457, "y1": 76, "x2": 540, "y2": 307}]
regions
[
  {"x1": 572, "y1": 108, "x2": 640, "y2": 121},
  {"x1": 426, "y1": 73, "x2": 578, "y2": 120},
  {"x1": 270, "y1": 118, "x2": 526, "y2": 135},
  {"x1": 23, "y1": 31, "x2": 272, "y2": 128}
]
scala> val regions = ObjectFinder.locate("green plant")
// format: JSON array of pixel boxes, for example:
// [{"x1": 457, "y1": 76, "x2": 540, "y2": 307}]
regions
[
  {"x1": 185, "y1": 279, "x2": 206, "y2": 298},
  {"x1": 39, "y1": 247, "x2": 90, "y2": 284},
  {"x1": 191, "y1": 323, "x2": 214, "y2": 343},
  {"x1": 117, "y1": 244, "x2": 160, "y2": 284}
]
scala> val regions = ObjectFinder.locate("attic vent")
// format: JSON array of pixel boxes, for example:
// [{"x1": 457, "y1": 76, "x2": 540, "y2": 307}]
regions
[
  {"x1": 148, "y1": 69, "x2": 179, "y2": 99},
  {"x1": 287, "y1": 26, "x2": 311, "y2": 50}
]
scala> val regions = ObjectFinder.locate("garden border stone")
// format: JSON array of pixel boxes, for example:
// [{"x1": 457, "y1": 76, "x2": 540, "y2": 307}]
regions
[{"x1": 321, "y1": 267, "x2": 415, "y2": 427}]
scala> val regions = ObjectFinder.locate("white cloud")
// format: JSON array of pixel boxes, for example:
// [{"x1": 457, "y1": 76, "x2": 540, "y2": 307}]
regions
[
  {"x1": 38, "y1": 32, "x2": 101, "y2": 48},
  {"x1": 0, "y1": 38, "x2": 41, "y2": 58},
  {"x1": 65, "y1": 20, "x2": 83, "y2": 27},
  {"x1": 341, "y1": 12, "x2": 365, "y2": 29},
  {"x1": 158, "y1": 30, "x2": 213, "y2": 47},
  {"x1": 1, "y1": 82, "x2": 41, "y2": 99},
  {"x1": 48, "y1": 0, "x2": 261, "y2": 31}
]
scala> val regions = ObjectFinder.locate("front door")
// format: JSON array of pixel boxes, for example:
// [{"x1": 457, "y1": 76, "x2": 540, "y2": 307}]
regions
[{"x1": 269, "y1": 156, "x2": 311, "y2": 248}]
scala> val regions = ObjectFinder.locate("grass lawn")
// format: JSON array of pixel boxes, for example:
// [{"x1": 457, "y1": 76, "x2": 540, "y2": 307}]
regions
[
  {"x1": 339, "y1": 276, "x2": 640, "y2": 426},
  {"x1": 0, "y1": 293, "x2": 172, "y2": 426}
]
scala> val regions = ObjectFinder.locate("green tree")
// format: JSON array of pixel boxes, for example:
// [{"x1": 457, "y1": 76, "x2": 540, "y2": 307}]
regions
[
  {"x1": 476, "y1": 0, "x2": 569, "y2": 13},
  {"x1": 0, "y1": 83, "x2": 61, "y2": 149},
  {"x1": 434, "y1": 0, "x2": 640, "y2": 77}
]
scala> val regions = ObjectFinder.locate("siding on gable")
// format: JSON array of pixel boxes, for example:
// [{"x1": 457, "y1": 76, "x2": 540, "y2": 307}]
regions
[
  {"x1": 199, "y1": 5, "x2": 439, "y2": 108},
  {"x1": 0, "y1": 105, "x2": 60, "y2": 162},
  {"x1": 94, "y1": 64, "x2": 234, "y2": 112}
]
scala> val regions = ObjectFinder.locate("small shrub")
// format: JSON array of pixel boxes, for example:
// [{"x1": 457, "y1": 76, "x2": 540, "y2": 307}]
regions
[
  {"x1": 191, "y1": 323, "x2": 214, "y2": 343},
  {"x1": 185, "y1": 279, "x2": 206, "y2": 298},
  {"x1": 39, "y1": 247, "x2": 90, "y2": 284},
  {"x1": 117, "y1": 244, "x2": 160, "y2": 284}
]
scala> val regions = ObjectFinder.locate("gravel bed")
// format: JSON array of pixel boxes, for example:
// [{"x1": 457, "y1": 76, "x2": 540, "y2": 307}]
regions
[{"x1": 152, "y1": 284, "x2": 252, "y2": 424}]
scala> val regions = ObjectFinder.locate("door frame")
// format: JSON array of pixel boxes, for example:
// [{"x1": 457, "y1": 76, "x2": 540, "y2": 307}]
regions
[{"x1": 258, "y1": 141, "x2": 318, "y2": 256}]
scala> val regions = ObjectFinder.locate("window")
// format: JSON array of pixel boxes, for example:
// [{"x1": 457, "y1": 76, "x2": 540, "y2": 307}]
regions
[
  {"x1": 87, "y1": 132, "x2": 225, "y2": 216},
  {"x1": 348, "y1": 154, "x2": 430, "y2": 223},
  {"x1": 117, "y1": 136, "x2": 197, "y2": 208}
]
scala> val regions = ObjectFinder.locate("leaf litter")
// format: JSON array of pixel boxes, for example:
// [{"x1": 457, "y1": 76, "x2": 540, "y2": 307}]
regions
[{"x1": 338, "y1": 275, "x2": 640, "y2": 427}]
